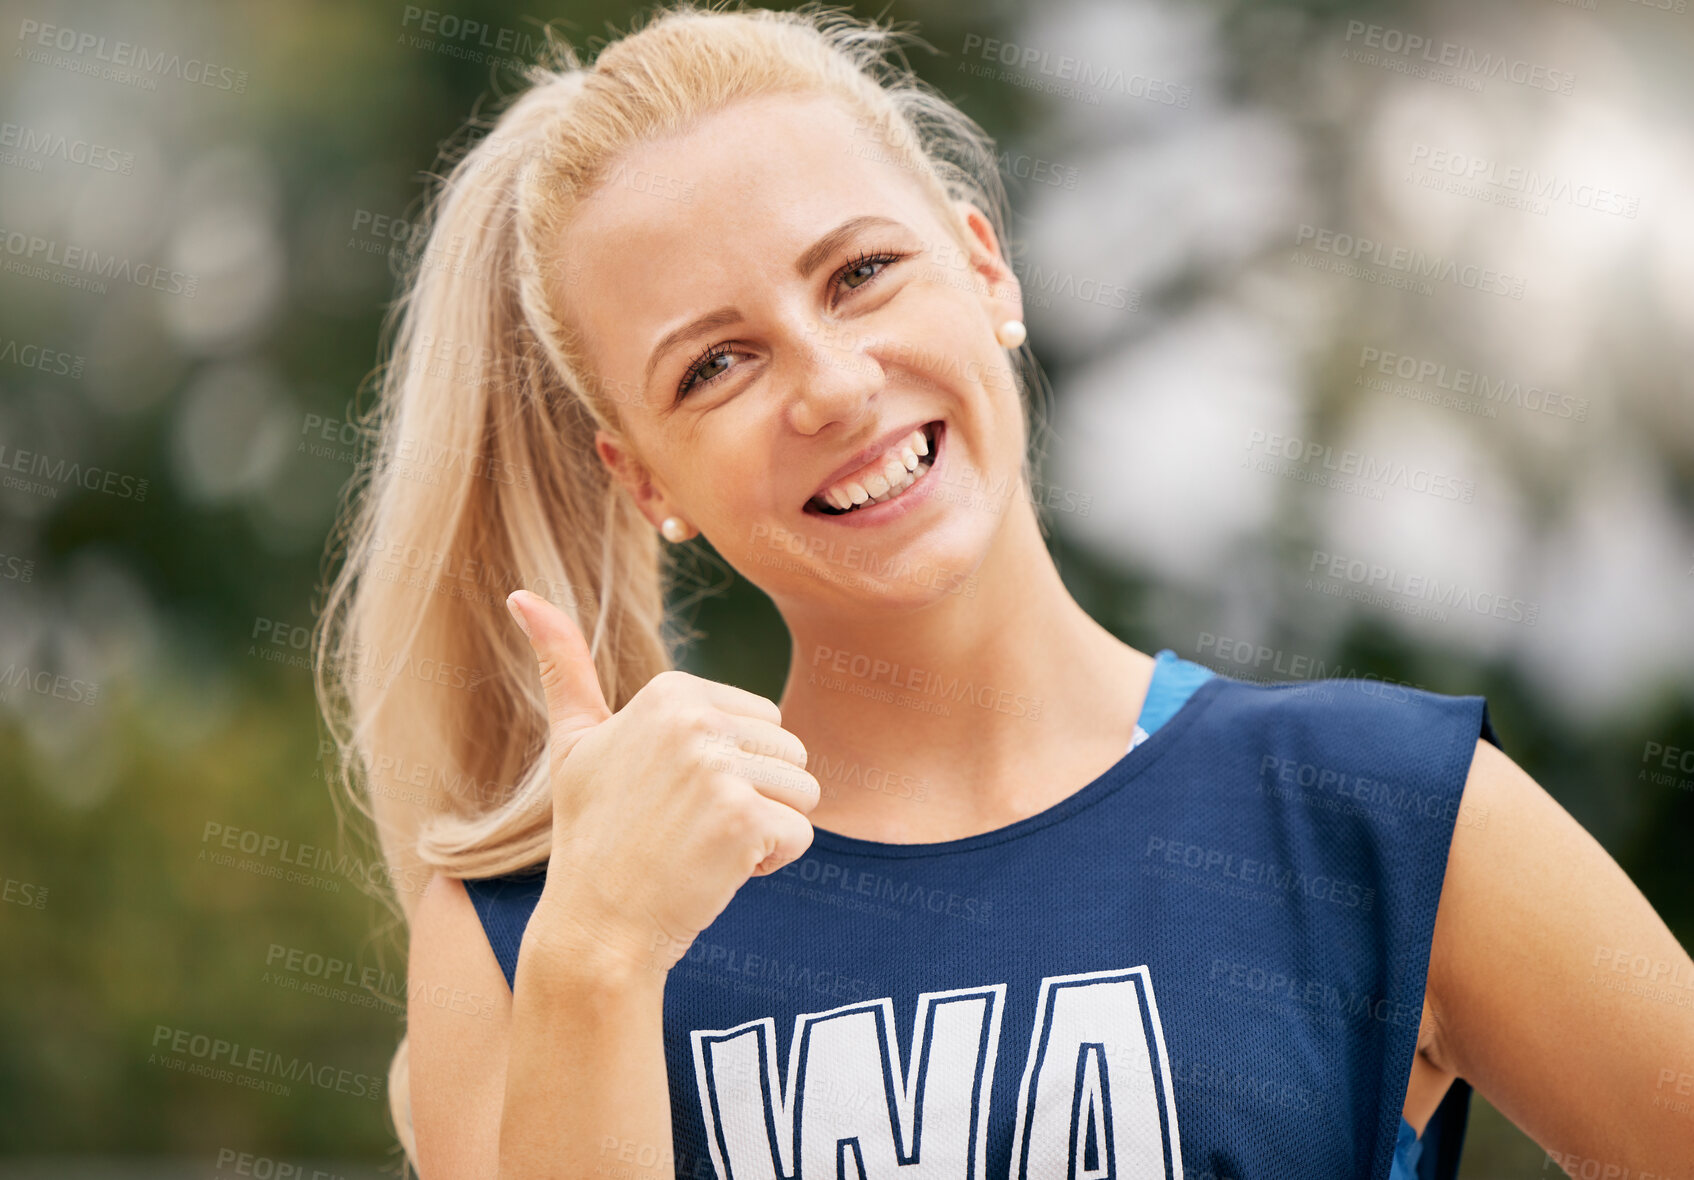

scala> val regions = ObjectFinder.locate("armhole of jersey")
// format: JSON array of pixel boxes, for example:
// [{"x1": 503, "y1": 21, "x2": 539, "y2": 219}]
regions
[
  {"x1": 1411, "y1": 691, "x2": 1497, "y2": 1176},
  {"x1": 1417, "y1": 1078, "x2": 1474, "y2": 1180},
  {"x1": 1479, "y1": 699, "x2": 1502, "y2": 750},
  {"x1": 461, "y1": 870, "x2": 546, "y2": 993}
]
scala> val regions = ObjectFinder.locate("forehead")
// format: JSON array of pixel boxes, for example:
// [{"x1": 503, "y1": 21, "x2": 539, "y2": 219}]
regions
[{"x1": 554, "y1": 91, "x2": 944, "y2": 391}]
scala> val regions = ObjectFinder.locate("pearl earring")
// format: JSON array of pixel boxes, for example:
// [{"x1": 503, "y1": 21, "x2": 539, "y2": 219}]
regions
[
  {"x1": 995, "y1": 319, "x2": 1027, "y2": 349},
  {"x1": 660, "y1": 516, "x2": 689, "y2": 543}
]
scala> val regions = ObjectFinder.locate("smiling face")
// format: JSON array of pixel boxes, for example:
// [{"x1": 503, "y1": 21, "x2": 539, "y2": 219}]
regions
[{"x1": 555, "y1": 90, "x2": 1028, "y2": 617}]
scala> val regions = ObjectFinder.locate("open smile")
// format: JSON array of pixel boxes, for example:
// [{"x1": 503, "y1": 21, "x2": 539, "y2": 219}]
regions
[{"x1": 802, "y1": 421, "x2": 944, "y2": 523}]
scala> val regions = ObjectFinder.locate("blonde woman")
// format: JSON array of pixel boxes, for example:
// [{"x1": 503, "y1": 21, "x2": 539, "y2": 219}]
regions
[{"x1": 314, "y1": 4, "x2": 1694, "y2": 1178}]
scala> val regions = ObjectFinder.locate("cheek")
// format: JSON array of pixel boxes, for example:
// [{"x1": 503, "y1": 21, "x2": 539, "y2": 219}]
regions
[
  {"x1": 681, "y1": 421, "x2": 778, "y2": 518},
  {"x1": 900, "y1": 290, "x2": 1019, "y2": 435},
  {"x1": 900, "y1": 276, "x2": 1003, "y2": 386}
]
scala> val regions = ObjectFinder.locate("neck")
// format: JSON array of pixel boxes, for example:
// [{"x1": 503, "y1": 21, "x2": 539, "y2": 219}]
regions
[{"x1": 775, "y1": 501, "x2": 1153, "y2": 842}]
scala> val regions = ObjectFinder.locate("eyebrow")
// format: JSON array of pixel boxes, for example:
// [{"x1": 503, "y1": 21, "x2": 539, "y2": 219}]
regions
[
  {"x1": 793, "y1": 214, "x2": 906, "y2": 280},
  {"x1": 642, "y1": 214, "x2": 909, "y2": 391},
  {"x1": 643, "y1": 305, "x2": 741, "y2": 392}
]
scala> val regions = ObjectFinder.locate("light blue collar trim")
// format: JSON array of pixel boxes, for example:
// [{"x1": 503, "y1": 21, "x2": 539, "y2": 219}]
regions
[{"x1": 1134, "y1": 649, "x2": 1216, "y2": 740}]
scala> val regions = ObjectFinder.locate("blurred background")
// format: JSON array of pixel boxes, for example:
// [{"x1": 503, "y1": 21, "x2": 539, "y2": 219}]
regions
[{"x1": 1, "y1": 0, "x2": 1690, "y2": 1174}]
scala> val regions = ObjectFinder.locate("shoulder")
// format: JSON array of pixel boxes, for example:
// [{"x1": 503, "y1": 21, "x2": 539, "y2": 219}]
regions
[
  {"x1": 410, "y1": 872, "x2": 513, "y2": 1029},
  {"x1": 1431, "y1": 734, "x2": 1653, "y2": 1045},
  {"x1": 1204, "y1": 665, "x2": 1461, "y2": 715},
  {"x1": 1420, "y1": 739, "x2": 1694, "y2": 1160},
  {"x1": 1201, "y1": 668, "x2": 1489, "y2": 767},
  {"x1": 408, "y1": 873, "x2": 514, "y2": 1175},
  {"x1": 1422, "y1": 737, "x2": 1590, "y2": 1072},
  {"x1": 414, "y1": 871, "x2": 500, "y2": 972}
]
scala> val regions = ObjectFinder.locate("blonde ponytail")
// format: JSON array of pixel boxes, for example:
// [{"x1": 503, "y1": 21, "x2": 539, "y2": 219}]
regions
[{"x1": 312, "y1": 1, "x2": 1024, "y2": 1166}]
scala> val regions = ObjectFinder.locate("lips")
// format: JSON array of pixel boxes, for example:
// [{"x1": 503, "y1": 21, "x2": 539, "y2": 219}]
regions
[
  {"x1": 806, "y1": 421, "x2": 941, "y2": 516},
  {"x1": 806, "y1": 418, "x2": 941, "y2": 501}
]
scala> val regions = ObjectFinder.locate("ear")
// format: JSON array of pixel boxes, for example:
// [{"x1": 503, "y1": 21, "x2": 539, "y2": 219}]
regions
[
  {"x1": 594, "y1": 428, "x2": 678, "y2": 531},
  {"x1": 951, "y1": 199, "x2": 1022, "y2": 324}
]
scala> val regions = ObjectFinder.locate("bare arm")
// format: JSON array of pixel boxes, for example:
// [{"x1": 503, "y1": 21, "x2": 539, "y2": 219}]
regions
[
  {"x1": 1426, "y1": 738, "x2": 1694, "y2": 1175},
  {"x1": 407, "y1": 590, "x2": 818, "y2": 1179},
  {"x1": 499, "y1": 890, "x2": 674, "y2": 1180},
  {"x1": 408, "y1": 872, "x2": 511, "y2": 1180},
  {"x1": 408, "y1": 872, "x2": 676, "y2": 1180}
]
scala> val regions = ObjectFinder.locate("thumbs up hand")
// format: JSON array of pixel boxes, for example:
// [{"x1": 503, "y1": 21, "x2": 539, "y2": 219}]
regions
[{"x1": 503, "y1": 589, "x2": 819, "y2": 980}]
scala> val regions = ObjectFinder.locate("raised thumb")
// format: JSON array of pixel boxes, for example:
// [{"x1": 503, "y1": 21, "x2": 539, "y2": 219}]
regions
[{"x1": 506, "y1": 589, "x2": 612, "y2": 753}]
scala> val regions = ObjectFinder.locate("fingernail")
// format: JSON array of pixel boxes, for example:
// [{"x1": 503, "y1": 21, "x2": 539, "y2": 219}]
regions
[{"x1": 505, "y1": 591, "x2": 531, "y2": 638}]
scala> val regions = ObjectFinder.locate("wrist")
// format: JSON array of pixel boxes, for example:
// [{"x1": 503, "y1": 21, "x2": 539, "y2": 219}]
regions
[{"x1": 518, "y1": 888, "x2": 673, "y2": 994}]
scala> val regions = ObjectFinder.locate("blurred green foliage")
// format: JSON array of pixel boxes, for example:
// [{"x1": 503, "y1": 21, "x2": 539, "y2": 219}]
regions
[{"x1": 0, "y1": 0, "x2": 1688, "y2": 1173}]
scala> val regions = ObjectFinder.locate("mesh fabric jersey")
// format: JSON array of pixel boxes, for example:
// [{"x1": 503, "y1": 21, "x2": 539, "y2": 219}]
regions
[{"x1": 467, "y1": 649, "x2": 1492, "y2": 1179}]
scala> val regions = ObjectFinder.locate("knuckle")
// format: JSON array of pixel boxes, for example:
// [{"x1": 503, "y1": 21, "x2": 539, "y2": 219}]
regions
[
  {"x1": 704, "y1": 767, "x2": 745, "y2": 800},
  {"x1": 690, "y1": 706, "x2": 728, "y2": 735},
  {"x1": 668, "y1": 669, "x2": 709, "y2": 695},
  {"x1": 731, "y1": 731, "x2": 768, "y2": 759},
  {"x1": 719, "y1": 793, "x2": 765, "y2": 844},
  {"x1": 546, "y1": 717, "x2": 582, "y2": 759},
  {"x1": 788, "y1": 772, "x2": 822, "y2": 814},
  {"x1": 535, "y1": 655, "x2": 567, "y2": 697},
  {"x1": 675, "y1": 707, "x2": 719, "y2": 750},
  {"x1": 643, "y1": 668, "x2": 692, "y2": 700}
]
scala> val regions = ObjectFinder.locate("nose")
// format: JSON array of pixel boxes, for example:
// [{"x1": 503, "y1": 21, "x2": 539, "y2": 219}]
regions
[{"x1": 783, "y1": 315, "x2": 886, "y2": 437}]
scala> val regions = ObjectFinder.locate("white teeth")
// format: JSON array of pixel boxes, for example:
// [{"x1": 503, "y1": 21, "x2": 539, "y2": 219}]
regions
[
  {"x1": 813, "y1": 426, "x2": 938, "y2": 514},
  {"x1": 816, "y1": 455, "x2": 933, "y2": 513}
]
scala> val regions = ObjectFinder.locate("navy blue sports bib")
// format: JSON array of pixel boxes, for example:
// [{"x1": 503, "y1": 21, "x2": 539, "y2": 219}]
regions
[{"x1": 467, "y1": 666, "x2": 1496, "y2": 1179}]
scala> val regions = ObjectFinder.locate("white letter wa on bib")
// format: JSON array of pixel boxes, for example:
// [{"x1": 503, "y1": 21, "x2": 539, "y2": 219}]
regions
[{"x1": 689, "y1": 966, "x2": 1184, "y2": 1179}]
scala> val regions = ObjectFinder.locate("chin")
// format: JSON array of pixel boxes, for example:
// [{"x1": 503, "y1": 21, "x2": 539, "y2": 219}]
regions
[{"x1": 774, "y1": 517, "x2": 993, "y2": 615}]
